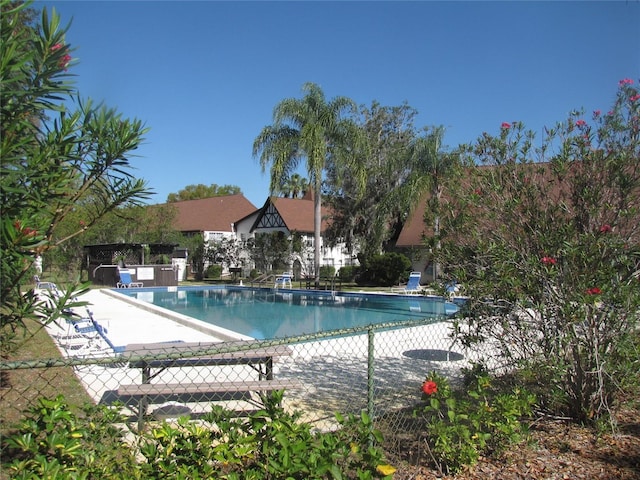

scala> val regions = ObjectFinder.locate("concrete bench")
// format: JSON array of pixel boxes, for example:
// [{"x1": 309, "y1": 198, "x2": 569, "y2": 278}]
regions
[
  {"x1": 118, "y1": 378, "x2": 301, "y2": 428},
  {"x1": 124, "y1": 341, "x2": 293, "y2": 381},
  {"x1": 119, "y1": 341, "x2": 298, "y2": 427}
]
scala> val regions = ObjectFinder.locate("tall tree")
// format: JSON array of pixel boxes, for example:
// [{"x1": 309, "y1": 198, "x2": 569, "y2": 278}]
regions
[
  {"x1": 324, "y1": 101, "x2": 419, "y2": 262},
  {"x1": 166, "y1": 183, "x2": 241, "y2": 202},
  {"x1": 290, "y1": 174, "x2": 309, "y2": 198},
  {"x1": 253, "y1": 83, "x2": 358, "y2": 287},
  {"x1": 404, "y1": 126, "x2": 455, "y2": 280}
]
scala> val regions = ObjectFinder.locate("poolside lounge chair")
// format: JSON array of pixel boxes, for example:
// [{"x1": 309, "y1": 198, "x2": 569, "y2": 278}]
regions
[
  {"x1": 391, "y1": 272, "x2": 423, "y2": 295},
  {"x1": 117, "y1": 269, "x2": 143, "y2": 288},
  {"x1": 49, "y1": 305, "x2": 116, "y2": 355},
  {"x1": 33, "y1": 276, "x2": 75, "y2": 313},
  {"x1": 34, "y1": 275, "x2": 62, "y2": 299},
  {"x1": 61, "y1": 307, "x2": 101, "y2": 336},
  {"x1": 274, "y1": 272, "x2": 293, "y2": 289},
  {"x1": 446, "y1": 281, "x2": 467, "y2": 300},
  {"x1": 48, "y1": 311, "x2": 100, "y2": 349}
]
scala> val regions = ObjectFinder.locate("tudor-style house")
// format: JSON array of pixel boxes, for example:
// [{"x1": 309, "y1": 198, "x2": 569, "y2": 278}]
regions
[
  {"x1": 167, "y1": 194, "x2": 256, "y2": 278},
  {"x1": 234, "y1": 191, "x2": 357, "y2": 279},
  {"x1": 169, "y1": 192, "x2": 357, "y2": 279}
]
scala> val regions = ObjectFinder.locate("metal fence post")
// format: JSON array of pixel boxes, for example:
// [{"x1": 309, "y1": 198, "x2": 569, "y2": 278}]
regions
[{"x1": 367, "y1": 327, "x2": 375, "y2": 445}]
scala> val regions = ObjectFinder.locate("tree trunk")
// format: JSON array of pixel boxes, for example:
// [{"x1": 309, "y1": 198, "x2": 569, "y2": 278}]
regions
[
  {"x1": 433, "y1": 186, "x2": 442, "y2": 281},
  {"x1": 314, "y1": 185, "x2": 322, "y2": 289}
]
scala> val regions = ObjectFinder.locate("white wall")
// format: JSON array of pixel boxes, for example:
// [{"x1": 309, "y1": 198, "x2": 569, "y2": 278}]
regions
[{"x1": 231, "y1": 214, "x2": 359, "y2": 276}]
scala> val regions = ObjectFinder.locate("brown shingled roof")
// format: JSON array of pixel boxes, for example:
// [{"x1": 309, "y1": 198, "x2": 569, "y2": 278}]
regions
[
  {"x1": 169, "y1": 194, "x2": 257, "y2": 233},
  {"x1": 396, "y1": 161, "x2": 640, "y2": 248},
  {"x1": 258, "y1": 195, "x2": 332, "y2": 234}
]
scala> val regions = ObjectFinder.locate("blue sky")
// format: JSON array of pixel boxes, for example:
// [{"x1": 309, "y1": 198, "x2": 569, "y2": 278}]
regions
[{"x1": 37, "y1": 1, "x2": 640, "y2": 207}]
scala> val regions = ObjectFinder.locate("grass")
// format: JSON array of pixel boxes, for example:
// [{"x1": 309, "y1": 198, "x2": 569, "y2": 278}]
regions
[{"x1": 0, "y1": 318, "x2": 92, "y2": 435}]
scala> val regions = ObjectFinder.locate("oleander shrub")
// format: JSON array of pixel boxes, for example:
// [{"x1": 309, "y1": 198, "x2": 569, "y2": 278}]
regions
[
  {"x1": 1, "y1": 1, "x2": 150, "y2": 361},
  {"x1": 439, "y1": 79, "x2": 640, "y2": 423}
]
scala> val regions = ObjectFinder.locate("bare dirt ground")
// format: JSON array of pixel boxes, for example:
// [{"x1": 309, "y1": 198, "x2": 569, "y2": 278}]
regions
[{"x1": 392, "y1": 403, "x2": 640, "y2": 480}]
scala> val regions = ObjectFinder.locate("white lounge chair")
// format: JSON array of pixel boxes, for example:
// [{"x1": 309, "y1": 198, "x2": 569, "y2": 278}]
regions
[
  {"x1": 274, "y1": 273, "x2": 293, "y2": 289},
  {"x1": 32, "y1": 276, "x2": 78, "y2": 316}
]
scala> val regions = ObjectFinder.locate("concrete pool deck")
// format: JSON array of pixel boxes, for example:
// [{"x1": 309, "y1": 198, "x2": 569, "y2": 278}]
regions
[
  {"x1": 45, "y1": 287, "x2": 471, "y2": 424},
  {"x1": 84, "y1": 288, "x2": 248, "y2": 348}
]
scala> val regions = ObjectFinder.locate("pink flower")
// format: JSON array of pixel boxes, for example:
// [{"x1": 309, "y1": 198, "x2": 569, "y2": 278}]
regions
[
  {"x1": 13, "y1": 220, "x2": 37, "y2": 237},
  {"x1": 50, "y1": 43, "x2": 71, "y2": 69},
  {"x1": 586, "y1": 287, "x2": 602, "y2": 295},
  {"x1": 59, "y1": 54, "x2": 72, "y2": 70},
  {"x1": 630, "y1": 94, "x2": 640, "y2": 102},
  {"x1": 422, "y1": 380, "x2": 438, "y2": 396},
  {"x1": 599, "y1": 224, "x2": 612, "y2": 233},
  {"x1": 619, "y1": 78, "x2": 634, "y2": 86},
  {"x1": 593, "y1": 110, "x2": 601, "y2": 117},
  {"x1": 541, "y1": 256, "x2": 557, "y2": 265},
  {"x1": 501, "y1": 122, "x2": 511, "y2": 129},
  {"x1": 575, "y1": 119, "x2": 586, "y2": 127}
]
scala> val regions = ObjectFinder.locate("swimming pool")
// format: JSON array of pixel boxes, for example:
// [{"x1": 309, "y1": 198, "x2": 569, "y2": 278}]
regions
[{"x1": 122, "y1": 287, "x2": 459, "y2": 340}]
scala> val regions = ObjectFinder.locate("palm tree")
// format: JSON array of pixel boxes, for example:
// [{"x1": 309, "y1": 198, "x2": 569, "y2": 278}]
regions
[
  {"x1": 275, "y1": 173, "x2": 308, "y2": 198},
  {"x1": 253, "y1": 83, "x2": 357, "y2": 288},
  {"x1": 289, "y1": 173, "x2": 309, "y2": 199},
  {"x1": 276, "y1": 176, "x2": 295, "y2": 198}
]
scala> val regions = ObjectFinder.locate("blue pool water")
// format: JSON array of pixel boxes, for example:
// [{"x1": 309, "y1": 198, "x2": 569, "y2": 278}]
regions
[{"x1": 122, "y1": 287, "x2": 459, "y2": 340}]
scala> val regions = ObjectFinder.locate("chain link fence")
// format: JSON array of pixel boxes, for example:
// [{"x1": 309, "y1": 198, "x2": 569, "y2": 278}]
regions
[{"x1": 1, "y1": 292, "x2": 488, "y2": 459}]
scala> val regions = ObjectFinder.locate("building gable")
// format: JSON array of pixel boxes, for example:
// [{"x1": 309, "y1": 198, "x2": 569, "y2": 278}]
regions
[
  {"x1": 395, "y1": 195, "x2": 429, "y2": 247},
  {"x1": 251, "y1": 196, "x2": 330, "y2": 234},
  {"x1": 254, "y1": 200, "x2": 287, "y2": 229}
]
